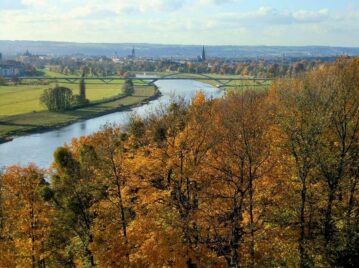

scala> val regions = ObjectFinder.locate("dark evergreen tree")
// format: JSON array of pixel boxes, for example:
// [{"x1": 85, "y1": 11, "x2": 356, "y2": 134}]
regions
[
  {"x1": 123, "y1": 79, "x2": 134, "y2": 95},
  {"x1": 79, "y1": 74, "x2": 86, "y2": 103}
]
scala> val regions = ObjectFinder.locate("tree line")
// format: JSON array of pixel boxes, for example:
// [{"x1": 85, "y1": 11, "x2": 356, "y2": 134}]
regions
[
  {"x1": 0, "y1": 57, "x2": 358, "y2": 267},
  {"x1": 46, "y1": 57, "x2": 334, "y2": 79}
]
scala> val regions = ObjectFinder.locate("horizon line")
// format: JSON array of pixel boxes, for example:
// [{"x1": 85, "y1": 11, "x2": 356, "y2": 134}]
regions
[{"x1": 0, "y1": 40, "x2": 359, "y2": 49}]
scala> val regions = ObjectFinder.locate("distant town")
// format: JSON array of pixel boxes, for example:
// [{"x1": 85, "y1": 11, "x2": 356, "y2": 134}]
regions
[{"x1": 0, "y1": 43, "x2": 355, "y2": 80}]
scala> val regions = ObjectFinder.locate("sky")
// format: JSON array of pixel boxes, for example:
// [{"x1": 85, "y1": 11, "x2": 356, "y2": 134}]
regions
[{"x1": 0, "y1": 0, "x2": 358, "y2": 46}]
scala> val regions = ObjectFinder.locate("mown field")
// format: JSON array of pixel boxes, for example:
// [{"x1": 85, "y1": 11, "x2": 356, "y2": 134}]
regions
[
  {"x1": 0, "y1": 86, "x2": 158, "y2": 141},
  {"x1": 0, "y1": 80, "x2": 125, "y2": 116}
]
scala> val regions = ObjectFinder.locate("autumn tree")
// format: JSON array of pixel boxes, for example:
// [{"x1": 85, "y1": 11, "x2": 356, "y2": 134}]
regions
[
  {"x1": 313, "y1": 58, "x2": 359, "y2": 264},
  {"x1": 271, "y1": 75, "x2": 330, "y2": 267},
  {"x1": 85, "y1": 126, "x2": 135, "y2": 267},
  {"x1": 0, "y1": 165, "x2": 50, "y2": 268},
  {"x1": 271, "y1": 57, "x2": 359, "y2": 266},
  {"x1": 195, "y1": 90, "x2": 274, "y2": 267}
]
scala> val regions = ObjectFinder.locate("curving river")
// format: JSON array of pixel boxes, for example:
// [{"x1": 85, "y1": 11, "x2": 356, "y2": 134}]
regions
[{"x1": 0, "y1": 79, "x2": 223, "y2": 168}]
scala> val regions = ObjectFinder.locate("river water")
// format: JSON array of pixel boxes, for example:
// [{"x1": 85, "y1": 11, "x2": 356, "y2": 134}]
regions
[{"x1": 0, "y1": 80, "x2": 223, "y2": 168}]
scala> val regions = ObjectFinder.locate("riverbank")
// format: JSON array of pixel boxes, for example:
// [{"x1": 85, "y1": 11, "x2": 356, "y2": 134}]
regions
[{"x1": 0, "y1": 86, "x2": 160, "y2": 144}]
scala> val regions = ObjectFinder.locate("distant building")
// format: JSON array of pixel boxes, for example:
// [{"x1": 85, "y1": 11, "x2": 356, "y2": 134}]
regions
[
  {"x1": 112, "y1": 52, "x2": 121, "y2": 63},
  {"x1": 17, "y1": 50, "x2": 49, "y2": 63},
  {"x1": 197, "y1": 46, "x2": 207, "y2": 62},
  {"x1": 24, "y1": 50, "x2": 32, "y2": 57},
  {"x1": 132, "y1": 47, "x2": 136, "y2": 58},
  {"x1": 0, "y1": 60, "x2": 25, "y2": 77},
  {"x1": 128, "y1": 47, "x2": 136, "y2": 59}
]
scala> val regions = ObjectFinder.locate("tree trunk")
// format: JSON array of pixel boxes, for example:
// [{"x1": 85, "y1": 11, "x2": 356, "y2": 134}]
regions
[
  {"x1": 346, "y1": 177, "x2": 357, "y2": 246},
  {"x1": 324, "y1": 186, "x2": 336, "y2": 242},
  {"x1": 87, "y1": 234, "x2": 96, "y2": 267},
  {"x1": 249, "y1": 177, "x2": 255, "y2": 268},
  {"x1": 299, "y1": 176, "x2": 307, "y2": 268}
]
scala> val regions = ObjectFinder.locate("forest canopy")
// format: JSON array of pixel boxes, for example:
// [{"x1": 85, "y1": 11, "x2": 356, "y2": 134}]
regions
[{"x1": 0, "y1": 57, "x2": 358, "y2": 267}]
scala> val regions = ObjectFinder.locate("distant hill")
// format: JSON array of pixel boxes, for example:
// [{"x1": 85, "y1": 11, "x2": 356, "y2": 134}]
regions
[{"x1": 0, "y1": 40, "x2": 358, "y2": 59}]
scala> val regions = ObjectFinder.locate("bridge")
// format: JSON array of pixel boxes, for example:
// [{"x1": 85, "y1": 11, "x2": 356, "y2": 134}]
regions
[{"x1": 6, "y1": 73, "x2": 273, "y2": 88}]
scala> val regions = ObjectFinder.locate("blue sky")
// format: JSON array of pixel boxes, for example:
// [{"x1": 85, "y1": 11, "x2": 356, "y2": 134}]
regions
[{"x1": 0, "y1": 0, "x2": 358, "y2": 46}]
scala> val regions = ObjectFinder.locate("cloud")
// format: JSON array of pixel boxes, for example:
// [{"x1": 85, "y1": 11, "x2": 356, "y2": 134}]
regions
[
  {"x1": 293, "y1": 9, "x2": 329, "y2": 22},
  {"x1": 97, "y1": 0, "x2": 187, "y2": 13},
  {"x1": 219, "y1": 6, "x2": 332, "y2": 25},
  {"x1": 200, "y1": 0, "x2": 239, "y2": 4},
  {"x1": 21, "y1": 0, "x2": 49, "y2": 7},
  {"x1": 0, "y1": 0, "x2": 26, "y2": 10},
  {"x1": 0, "y1": 1, "x2": 358, "y2": 46}
]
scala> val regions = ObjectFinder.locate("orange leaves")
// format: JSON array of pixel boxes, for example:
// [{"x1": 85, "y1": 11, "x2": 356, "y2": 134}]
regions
[
  {"x1": 192, "y1": 91, "x2": 206, "y2": 107},
  {"x1": 1, "y1": 165, "x2": 50, "y2": 267}
]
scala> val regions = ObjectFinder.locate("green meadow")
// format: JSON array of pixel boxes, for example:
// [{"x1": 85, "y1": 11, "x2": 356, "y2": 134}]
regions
[
  {"x1": 0, "y1": 80, "x2": 124, "y2": 116},
  {"x1": 0, "y1": 86, "x2": 158, "y2": 141}
]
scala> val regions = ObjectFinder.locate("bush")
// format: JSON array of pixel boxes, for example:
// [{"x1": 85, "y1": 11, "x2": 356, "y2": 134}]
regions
[
  {"x1": 0, "y1": 76, "x2": 7, "y2": 86},
  {"x1": 72, "y1": 94, "x2": 90, "y2": 107}
]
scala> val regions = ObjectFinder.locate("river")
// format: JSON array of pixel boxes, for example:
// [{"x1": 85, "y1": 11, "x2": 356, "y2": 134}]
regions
[{"x1": 0, "y1": 79, "x2": 223, "y2": 168}]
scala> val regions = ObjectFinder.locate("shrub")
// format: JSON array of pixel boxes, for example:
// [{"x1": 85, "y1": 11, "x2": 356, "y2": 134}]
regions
[{"x1": 0, "y1": 76, "x2": 7, "y2": 86}]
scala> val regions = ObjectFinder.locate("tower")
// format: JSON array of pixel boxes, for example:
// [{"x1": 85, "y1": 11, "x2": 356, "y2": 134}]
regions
[
  {"x1": 132, "y1": 47, "x2": 135, "y2": 58},
  {"x1": 201, "y1": 46, "x2": 206, "y2": 62}
]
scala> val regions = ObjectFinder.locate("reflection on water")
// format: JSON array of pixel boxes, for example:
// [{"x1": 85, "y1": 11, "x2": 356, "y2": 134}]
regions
[
  {"x1": 80, "y1": 121, "x2": 86, "y2": 131},
  {"x1": 0, "y1": 80, "x2": 223, "y2": 168}
]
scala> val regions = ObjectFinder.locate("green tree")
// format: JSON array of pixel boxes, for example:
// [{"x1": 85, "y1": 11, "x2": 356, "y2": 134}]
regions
[
  {"x1": 43, "y1": 146, "x2": 103, "y2": 267},
  {"x1": 40, "y1": 86, "x2": 73, "y2": 111}
]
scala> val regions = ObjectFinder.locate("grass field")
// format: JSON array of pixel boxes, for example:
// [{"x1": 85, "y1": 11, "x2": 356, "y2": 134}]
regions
[
  {"x1": 0, "y1": 86, "x2": 158, "y2": 141},
  {"x1": 0, "y1": 80, "x2": 125, "y2": 116}
]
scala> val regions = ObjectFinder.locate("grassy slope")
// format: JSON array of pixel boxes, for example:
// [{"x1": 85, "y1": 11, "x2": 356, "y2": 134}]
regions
[{"x1": 0, "y1": 86, "x2": 158, "y2": 141}]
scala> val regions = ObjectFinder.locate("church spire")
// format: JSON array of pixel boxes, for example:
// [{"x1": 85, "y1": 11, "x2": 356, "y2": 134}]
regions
[
  {"x1": 132, "y1": 46, "x2": 135, "y2": 58},
  {"x1": 201, "y1": 45, "x2": 206, "y2": 62}
]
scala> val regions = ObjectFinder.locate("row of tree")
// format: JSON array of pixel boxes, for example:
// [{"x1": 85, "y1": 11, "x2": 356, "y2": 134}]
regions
[
  {"x1": 47, "y1": 57, "x2": 332, "y2": 79},
  {"x1": 0, "y1": 57, "x2": 358, "y2": 267}
]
